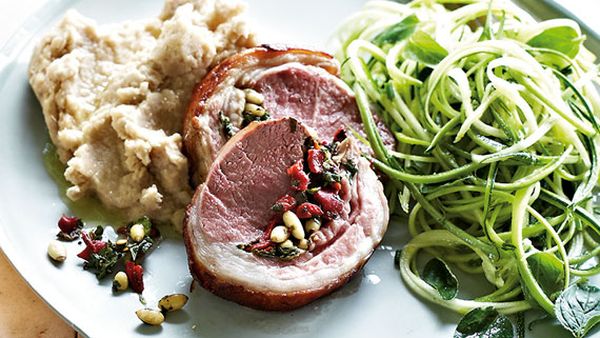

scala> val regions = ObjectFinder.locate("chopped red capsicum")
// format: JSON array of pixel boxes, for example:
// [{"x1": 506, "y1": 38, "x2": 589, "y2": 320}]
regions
[
  {"x1": 333, "y1": 128, "x2": 347, "y2": 143},
  {"x1": 307, "y1": 149, "x2": 326, "y2": 174},
  {"x1": 287, "y1": 159, "x2": 310, "y2": 191},
  {"x1": 296, "y1": 202, "x2": 324, "y2": 219},
  {"x1": 272, "y1": 194, "x2": 297, "y2": 212},
  {"x1": 77, "y1": 232, "x2": 107, "y2": 261},
  {"x1": 58, "y1": 215, "x2": 81, "y2": 233},
  {"x1": 125, "y1": 261, "x2": 145, "y2": 293},
  {"x1": 313, "y1": 188, "x2": 344, "y2": 217}
]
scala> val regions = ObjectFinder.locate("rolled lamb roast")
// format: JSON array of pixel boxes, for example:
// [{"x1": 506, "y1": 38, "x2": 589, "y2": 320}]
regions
[
  {"x1": 183, "y1": 45, "x2": 394, "y2": 185},
  {"x1": 183, "y1": 117, "x2": 389, "y2": 310}
]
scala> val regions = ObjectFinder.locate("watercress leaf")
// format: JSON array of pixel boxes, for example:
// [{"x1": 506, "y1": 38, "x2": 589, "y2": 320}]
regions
[
  {"x1": 527, "y1": 252, "x2": 565, "y2": 300},
  {"x1": 423, "y1": 258, "x2": 458, "y2": 300},
  {"x1": 404, "y1": 31, "x2": 448, "y2": 66},
  {"x1": 527, "y1": 25, "x2": 582, "y2": 58},
  {"x1": 372, "y1": 14, "x2": 419, "y2": 46},
  {"x1": 454, "y1": 307, "x2": 515, "y2": 338},
  {"x1": 555, "y1": 281, "x2": 600, "y2": 338}
]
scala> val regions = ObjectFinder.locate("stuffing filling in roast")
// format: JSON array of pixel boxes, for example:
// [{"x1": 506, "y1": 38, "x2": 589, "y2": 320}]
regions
[{"x1": 237, "y1": 128, "x2": 358, "y2": 260}]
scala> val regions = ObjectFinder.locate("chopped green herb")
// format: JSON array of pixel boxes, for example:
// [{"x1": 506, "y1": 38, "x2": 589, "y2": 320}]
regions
[
  {"x1": 128, "y1": 236, "x2": 154, "y2": 262},
  {"x1": 84, "y1": 244, "x2": 123, "y2": 280},
  {"x1": 342, "y1": 159, "x2": 358, "y2": 177},
  {"x1": 219, "y1": 112, "x2": 237, "y2": 138},
  {"x1": 252, "y1": 245, "x2": 302, "y2": 261},
  {"x1": 241, "y1": 111, "x2": 270, "y2": 128}
]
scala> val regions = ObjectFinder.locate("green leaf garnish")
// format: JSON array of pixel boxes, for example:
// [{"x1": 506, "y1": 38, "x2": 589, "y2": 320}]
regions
[
  {"x1": 454, "y1": 307, "x2": 515, "y2": 338},
  {"x1": 527, "y1": 24, "x2": 583, "y2": 58},
  {"x1": 422, "y1": 258, "x2": 458, "y2": 300},
  {"x1": 403, "y1": 31, "x2": 448, "y2": 66},
  {"x1": 372, "y1": 14, "x2": 419, "y2": 47},
  {"x1": 556, "y1": 281, "x2": 600, "y2": 338},
  {"x1": 526, "y1": 252, "x2": 565, "y2": 300}
]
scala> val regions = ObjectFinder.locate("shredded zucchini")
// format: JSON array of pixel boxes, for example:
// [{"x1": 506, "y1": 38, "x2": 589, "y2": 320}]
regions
[{"x1": 332, "y1": 0, "x2": 600, "y2": 321}]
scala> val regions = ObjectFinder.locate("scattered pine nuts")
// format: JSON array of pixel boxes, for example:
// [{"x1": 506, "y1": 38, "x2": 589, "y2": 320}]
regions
[
  {"x1": 283, "y1": 211, "x2": 305, "y2": 240},
  {"x1": 130, "y1": 224, "x2": 145, "y2": 243},
  {"x1": 47, "y1": 240, "x2": 67, "y2": 262},
  {"x1": 113, "y1": 271, "x2": 129, "y2": 291},
  {"x1": 158, "y1": 294, "x2": 189, "y2": 312},
  {"x1": 136, "y1": 308, "x2": 164, "y2": 326},
  {"x1": 270, "y1": 226, "x2": 289, "y2": 243},
  {"x1": 243, "y1": 89, "x2": 265, "y2": 105}
]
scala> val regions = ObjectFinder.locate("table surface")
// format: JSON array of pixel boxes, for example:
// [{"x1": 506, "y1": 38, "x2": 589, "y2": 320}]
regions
[{"x1": 0, "y1": 1, "x2": 597, "y2": 338}]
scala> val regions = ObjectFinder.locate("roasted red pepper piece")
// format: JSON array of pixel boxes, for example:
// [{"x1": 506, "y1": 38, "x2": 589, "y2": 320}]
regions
[
  {"x1": 272, "y1": 195, "x2": 297, "y2": 212},
  {"x1": 296, "y1": 202, "x2": 324, "y2": 219},
  {"x1": 244, "y1": 218, "x2": 277, "y2": 252},
  {"x1": 125, "y1": 261, "x2": 145, "y2": 293},
  {"x1": 333, "y1": 128, "x2": 347, "y2": 143},
  {"x1": 314, "y1": 188, "x2": 344, "y2": 217},
  {"x1": 330, "y1": 182, "x2": 342, "y2": 193},
  {"x1": 77, "y1": 232, "x2": 107, "y2": 261},
  {"x1": 307, "y1": 149, "x2": 326, "y2": 174},
  {"x1": 58, "y1": 215, "x2": 81, "y2": 233},
  {"x1": 287, "y1": 159, "x2": 309, "y2": 191}
]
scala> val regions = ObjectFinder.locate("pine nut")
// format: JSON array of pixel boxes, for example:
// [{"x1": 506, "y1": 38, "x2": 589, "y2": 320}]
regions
[
  {"x1": 270, "y1": 226, "x2": 289, "y2": 243},
  {"x1": 130, "y1": 224, "x2": 145, "y2": 243},
  {"x1": 47, "y1": 240, "x2": 67, "y2": 262},
  {"x1": 136, "y1": 309, "x2": 164, "y2": 326},
  {"x1": 283, "y1": 211, "x2": 305, "y2": 240},
  {"x1": 280, "y1": 239, "x2": 294, "y2": 249},
  {"x1": 158, "y1": 294, "x2": 189, "y2": 312},
  {"x1": 304, "y1": 218, "x2": 321, "y2": 233},
  {"x1": 113, "y1": 271, "x2": 128, "y2": 291},
  {"x1": 298, "y1": 239, "x2": 309, "y2": 250},
  {"x1": 245, "y1": 103, "x2": 266, "y2": 117},
  {"x1": 243, "y1": 89, "x2": 264, "y2": 105}
]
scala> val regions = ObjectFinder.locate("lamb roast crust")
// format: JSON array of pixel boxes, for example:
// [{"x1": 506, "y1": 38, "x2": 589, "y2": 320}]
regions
[{"x1": 183, "y1": 118, "x2": 388, "y2": 311}]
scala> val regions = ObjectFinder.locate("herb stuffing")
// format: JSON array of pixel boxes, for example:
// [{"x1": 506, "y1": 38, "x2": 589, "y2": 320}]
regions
[
  {"x1": 238, "y1": 129, "x2": 358, "y2": 260},
  {"x1": 219, "y1": 112, "x2": 238, "y2": 138},
  {"x1": 333, "y1": 0, "x2": 600, "y2": 336},
  {"x1": 72, "y1": 216, "x2": 160, "y2": 293}
]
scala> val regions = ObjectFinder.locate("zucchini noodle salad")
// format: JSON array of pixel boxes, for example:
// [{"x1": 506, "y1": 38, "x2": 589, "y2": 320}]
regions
[{"x1": 333, "y1": 0, "x2": 600, "y2": 336}]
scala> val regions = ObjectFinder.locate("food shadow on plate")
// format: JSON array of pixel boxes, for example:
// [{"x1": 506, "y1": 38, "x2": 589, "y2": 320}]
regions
[
  {"x1": 184, "y1": 271, "x2": 364, "y2": 337},
  {"x1": 164, "y1": 310, "x2": 191, "y2": 325},
  {"x1": 135, "y1": 324, "x2": 163, "y2": 336}
]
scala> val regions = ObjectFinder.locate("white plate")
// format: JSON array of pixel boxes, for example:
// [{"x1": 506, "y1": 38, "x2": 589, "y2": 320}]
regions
[{"x1": 0, "y1": 0, "x2": 585, "y2": 337}]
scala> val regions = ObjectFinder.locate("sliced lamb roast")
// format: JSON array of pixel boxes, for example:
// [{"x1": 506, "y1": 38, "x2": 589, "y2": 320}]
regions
[
  {"x1": 183, "y1": 45, "x2": 394, "y2": 186},
  {"x1": 183, "y1": 117, "x2": 389, "y2": 311}
]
